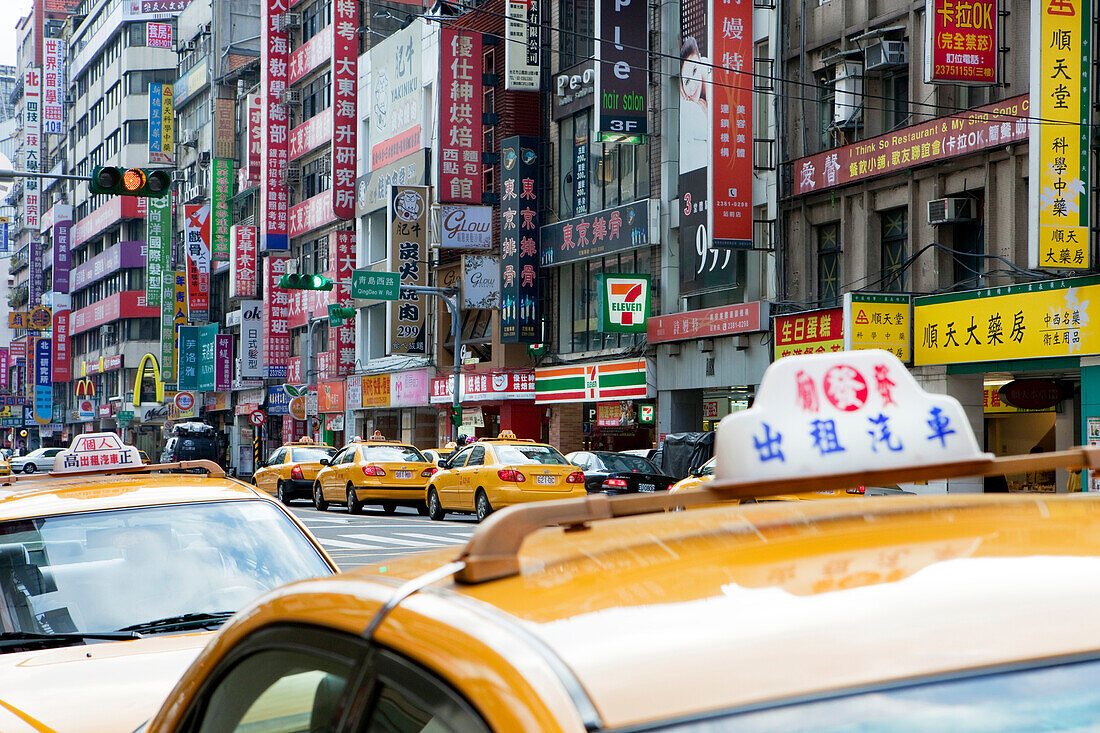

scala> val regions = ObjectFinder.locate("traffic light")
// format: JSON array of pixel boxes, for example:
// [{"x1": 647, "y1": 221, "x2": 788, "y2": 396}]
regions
[
  {"x1": 327, "y1": 304, "x2": 356, "y2": 326},
  {"x1": 278, "y1": 273, "x2": 334, "y2": 291},
  {"x1": 89, "y1": 165, "x2": 171, "y2": 198},
  {"x1": 450, "y1": 403, "x2": 462, "y2": 428}
]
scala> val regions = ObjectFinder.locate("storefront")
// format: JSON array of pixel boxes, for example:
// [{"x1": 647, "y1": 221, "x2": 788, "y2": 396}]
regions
[
  {"x1": 913, "y1": 276, "x2": 1098, "y2": 493},
  {"x1": 318, "y1": 381, "x2": 347, "y2": 447},
  {"x1": 535, "y1": 359, "x2": 650, "y2": 452},
  {"x1": 430, "y1": 369, "x2": 538, "y2": 445},
  {"x1": 348, "y1": 369, "x2": 435, "y2": 447}
]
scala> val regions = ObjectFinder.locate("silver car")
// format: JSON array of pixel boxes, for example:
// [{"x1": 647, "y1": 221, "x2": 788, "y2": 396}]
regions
[{"x1": 9, "y1": 447, "x2": 65, "y2": 474}]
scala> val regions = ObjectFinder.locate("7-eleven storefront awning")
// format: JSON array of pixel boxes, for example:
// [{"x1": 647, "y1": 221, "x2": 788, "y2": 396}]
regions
[{"x1": 535, "y1": 359, "x2": 650, "y2": 404}]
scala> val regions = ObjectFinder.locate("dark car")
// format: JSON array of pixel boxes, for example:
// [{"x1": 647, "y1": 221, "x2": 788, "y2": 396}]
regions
[
  {"x1": 160, "y1": 422, "x2": 221, "y2": 465},
  {"x1": 566, "y1": 451, "x2": 675, "y2": 495}
]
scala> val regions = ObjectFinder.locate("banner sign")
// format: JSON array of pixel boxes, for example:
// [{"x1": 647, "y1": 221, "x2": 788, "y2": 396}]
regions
[
  {"x1": 146, "y1": 192, "x2": 171, "y2": 307},
  {"x1": 262, "y1": 258, "x2": 291, "y2": 368},
  {"x1": 240, "y1": 298, "x2": 264, "y2": 379},
  {"x1": 0, "y1": 348, "x2": 8, "y2": 392},
  {"x1": 266, "y1": 386, "x2": 291, "y2": 416},
  {"x1": 773, "y1": 308, "x2": 844, "y2": 360},
  {"x1": 160, "y1": 272, "x2": 183, "y2": 383},
  {"x1": 0, "y1": 217, "x2": 8, "y2": 253},
  {"x1": 52, "y1": 301, "x2": 70, "y2": 384},
  {"x1": 288, "y1": 190, "x2": 339, "y2": 238},
  {"x1": 288, "y1": 23, "x2": 333, "y2": 85},
  {"x1": 147, "y1": 21, "x2": 173, "y2": 48},
  {"x1": 34, "y1": 339, "x2": 51, "y2": 426},
  {"x1": 330, "y1": 230, "x2": 356, "y2": 376},
  {"x1": 177, "y1": 323, "x2": 218, "y2": 391},
  {"x1": 369, "y1": 25, "x2": 422, "y2": 171},
  {"x1": 925, "y1": 0, "x2": 998, "y2": 83},
  {"x1": 430, "y1": 370, "x2": 537, "y2": 403},
  {"x1": 540, "y1": 199, "x2": 653, "y2": 266},
  {"x1": 648, "y1": 301, "x2": 769, "y2": 343},
  {"x1": 214, "y1": 96, "x2": 235, "y2": 160},
  {"x1": 215, "y1": 334, "x2": 232, "y2": 392},
  {"x1": 148, "y1": 82, "x2": 174, "y2": 165},
  {"x1": 843, "y1": 293, "x2": 912, "y2": 362},
  {"x1": 245, "y1": 92, "x2": 262, "y2": 187},
  {"x1": 355, "y1": 150, "x2": 427, "y2": 215},
  {"x1": 30, "y1": 239, "x2": 43, "y2": 309},
  {"x1": 597, "y1": 274, "x2": 651, "y2": 333},
  {"x1": 184, "y1": 204, "x2": 211, "y2": 320},
  {"x1": 462, "y1": 255, "x2": 500, "y2": 309},
  {"x1": 914, "y1": 275, "x2": 1100, "y2": 366},
  {"x1": 331, "y1": 0, "x2": 358, "y2": 219},
  {"x1": 42, "y1": 38, "x2": 64, "y2": 134},
  {"x1": 210, "y1": 159, "x2": 233, "y2": 261},
  {"x1": 24, "y1": 68, "x2": 41, "y2": 232},
  {"x1": 289, "y1": 107, "x2": 332, "y2": 160},
  {"x1": 441, "y1": 205, "x2": 492, "y2": 249},
  {"x1": 504, "y1": 0, "x2": 540, "y2": 90},
  {"x1": 1029, "y1": 0, "x2": 1091, "y2": 270},
  {"x1": 318, "y1": 380, "x2": 345, "y2": 412},
  {"x1": 710, "y1": 0, "x2": 752, "y2": 247},
  {"x1": 500, "y1": 136, "x2": 540, "y2": 342},
  {"x1": 387, "y1": 186, "x2": 428, "y2": 354},
  {"x1": 260, "y1": 0, "x2": 290, "y2": 251},
  {"x1": 535, "y1": 359, "x2": 648, "y2": 403},
  {"x1": 594, "y1": 0, "x2": 648, "y2": 140},
  {"x1": 440, "y1": 28, "x2": 483, "y2": 204},
  {"x1": 52, "y1": 204, "x2": 72, "y2": 294},
  {"x1": 230, "y1": 224, "x2": 258, "y2": 298},
  {"x1": 793, "y1": 96, "x2": 1028, "y2": 196}
]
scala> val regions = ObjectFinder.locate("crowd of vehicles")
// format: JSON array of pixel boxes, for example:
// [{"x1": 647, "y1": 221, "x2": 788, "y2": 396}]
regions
[{"x1": 5, "y1": 349, "x2": 1100, "y2": 732}]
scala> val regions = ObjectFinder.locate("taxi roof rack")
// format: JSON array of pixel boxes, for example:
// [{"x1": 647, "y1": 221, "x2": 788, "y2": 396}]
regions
[
  {"x1": 0, "y1": 460, "x2": 226, "y2": 486},
  {"x1": 454, "y1": 446, "x2": 1100, "y2": 584}
]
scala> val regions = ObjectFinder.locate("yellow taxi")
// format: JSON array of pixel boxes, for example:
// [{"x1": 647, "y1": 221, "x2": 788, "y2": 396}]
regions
[
  {"x1": 0, "y1": 432, "x2": 336, "y2": 733},
  {"x1": 144, "y1": 350, "x2": 1100, "y2": 732},
  {"x1": 313, "y1": 431, "x2": 437, "y2": 515},
  {"x1": 669, "y1": 457, "x2": 908, "y2": 502},
  {"x1": 426, "y1": 431, "x2": 587, "y2": 521},
  {"x1": 0, "y1": 453, "x2": 10, "y2": 476},
  {"x1": 252, "y1": 437, "x2": 337, "y2": 504},
  {"x1": 422, "y1": 442, "x2": 457, "y2": 466}
]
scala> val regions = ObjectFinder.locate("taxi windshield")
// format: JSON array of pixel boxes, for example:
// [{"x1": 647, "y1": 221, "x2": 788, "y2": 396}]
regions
[
  {"x1": 361, "y1": 445, "x2": 426, "y2": 462},
  {"x1": 0, "y1": 500, "x2": 332, "y2": 644},
  {"x1": 291, "y1": 447, "x2": 336, "y2": 463},
  {"x1": 494, "y1": 444, "x2": 571, "y2": 465}
]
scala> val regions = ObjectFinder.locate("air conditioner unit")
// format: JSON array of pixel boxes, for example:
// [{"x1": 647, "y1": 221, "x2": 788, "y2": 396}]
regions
[
  {"x1": 171, "y1": 170, "x2": 187, "y2": 182},
  {"x1": 832, "y1": 62, "x2": 863, "y2": 125},
  {"x1": 927, "y1": 197, "x2": 973, "y2": 224},
  {"x1": 284, "y1": 164, "x2": 302, "y2": 184},
  {"x1": 63, "y1": 92, "x2": 75, "y2": 104},
  {"x1": 184, "y1": 183, "x2": 207, "y2": 202},
  {"x1": 182, "y1": 128, "x2": 199, "y2": 146},
  {"x1": 183, "y1": 39, "x2": 198, "y2": 51},
  {"x1": 282, "y1": 88, "x2": 301, "y2": 105},
  {"x1": 274, "y1": 12, "x2": 302, "y2": 31},
  {"x1": 864, "y1": 40, "x2": 908, "y2": 72}
]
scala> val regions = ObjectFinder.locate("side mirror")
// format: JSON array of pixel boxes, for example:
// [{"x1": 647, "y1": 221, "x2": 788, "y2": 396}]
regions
[
  {"x1": 689, "y1": 467, "x2": 701, "y2": 477},
  {"x1": 318, "y1": 458, "x2": 331, "y2": 466}
]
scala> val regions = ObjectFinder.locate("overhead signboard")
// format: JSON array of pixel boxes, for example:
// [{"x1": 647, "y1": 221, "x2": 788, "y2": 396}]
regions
[
  {"x1": 387, "y1": 186, "x2": 428, "y2": 354},
  {"x1": 352, "y1": 270, "x2": 401, "y2": 300},
  {"x1": 23, "y1": 68, "x2": 41, "y2": 232},
  {"x1": 369, "y1": 24, "x2": 422, "y2": 171},
  {"x1": 500, "y1": 137, "x2": 540, "y2": 343},
  {"x1": 355, "y1": 150, "x2": 427, "y2": 215},
  {"x1": 440, "y1": 28, "x2": 483, "y2": 204},
  {"x1": 183, "y1": 204, "x2": 211, "y2": 320},
  {"x1": 535, "y1": 359, "x2": 648, "y2": 404},
  {"x1": 462, "y1": 255, "x2": 500, "y2": 310},
  {"x1": 504, "y1": 0, "x2": 540, "y2": 90},
  {"x1": 648, "y1": 301, "x2": 769, "y2": 343},
  {"x1": 774, "y1": 308, "x2": 844, "y2": 360},
  {"x1": 710, "y1": 0, "x2": 752, "y2": 248},
  {"x1": 594, "y1": 0, "x2": 648, "y2": 141},
  {"x1": 260, "y1": 0, "x2": 290, "y2": 251},
  {"x1": 597, "y1": 274, "x2": 651, "y2": 333},
  {"x1": 925, "y1": 0, "x2": 998, "y2": 83},
  {"x1": 240, "y1": 299, "x2": 264, "y2": 379},
  {"x1": 42, "y1": 37, "x2": 64, "y2": 134},
  {"x1": 440, "y1": 205, "x2": 492, "y2": 249},
  {"x1": 148, "y1": 82, "x2": 174, "y2": 165},
  {"x1": 843, "y1": 293, "x2": 912, "y2": 362},
  {"x1": 230, "y1": 224, "x2": 257, "y2": 298},
  {"x1": 540, "y1": 199, "x2": 655, "y2": 266},
  {"x1": 330, "y1": 0, "x2": 358, "y2": 219}
]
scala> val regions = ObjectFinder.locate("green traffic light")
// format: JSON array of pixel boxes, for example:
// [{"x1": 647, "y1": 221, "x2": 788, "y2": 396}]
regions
[
  {"x1": 89, "y1": 165, "x2": 171, "y2": 198},
  {"x1": 327, "y1": 304, "x2": 356, "y2": 326},
  {"x1": 279, "y1": 273, "x2": 334, "y2": 291}
]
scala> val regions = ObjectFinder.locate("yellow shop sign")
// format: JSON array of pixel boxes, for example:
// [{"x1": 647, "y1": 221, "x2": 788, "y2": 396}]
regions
[{"x1": 915, "y1": 276, "x2": 1099, "y2": 366}]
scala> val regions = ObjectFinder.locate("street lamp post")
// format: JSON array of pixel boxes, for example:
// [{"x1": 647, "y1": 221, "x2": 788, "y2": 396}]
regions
[
  {"x1": 303, "y1": 311, "x2": 327, "y2": 442},
  {"x1": 399, "y1": 285, "x2": 462, "y2": 442}
]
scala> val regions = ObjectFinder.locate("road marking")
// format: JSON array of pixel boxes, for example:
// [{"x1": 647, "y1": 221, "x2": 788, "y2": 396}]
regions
[
  {"x1": 317, "y1": 538, "x2": 389, "y2": 549},
  {"x1": 340, "y1": 533, "x2": 440, "y2": 547},
  {"x1": 395, "y1": 532, "x2": 469, "y2": 544}
]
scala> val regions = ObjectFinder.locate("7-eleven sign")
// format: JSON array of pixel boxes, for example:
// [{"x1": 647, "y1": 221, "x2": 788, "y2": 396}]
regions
[{"x1": 597, "y1": 273, "x2": 651, "y2": 333}]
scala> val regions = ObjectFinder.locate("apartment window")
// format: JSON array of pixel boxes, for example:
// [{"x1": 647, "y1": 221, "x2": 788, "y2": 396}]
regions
[
  {"x1": 880, "y1": 208, "x2": 908, "y2": 293},
  {"x1": 559, "y1": 0, "x2": 594, "y2": 70},
  {"x1": 951, "y1": 194, "x2": 985, "y2": 288},
  {"x1": 555, "y1": 246, "x2": 658, "y2": 354},
  {"x1": 817, "y1": 223, "x2": 841, "y2": 307},
  {"x1": 125, "y1": 120, "x2": 148, "y2": 144},
  {"x1": 301, "y1": 156, "x2": 331, "y2": 199},
  {"x1": 126, "y1": 69, "x2": 176, "y2": 94},
  {"x1": 298, "y1": 235, "x2": 329, "y2": 274},
  {"x1": 302, "y1": 0, "x2": 332, "y2": 42},
  {"x1": 105, "y1": 130, "x2": 121, "y2": 160},
  {"x1": 885, "y1": 74, "x2": 909, "y2": 131},
  {"x1": 302, "y1": 71, "x2": 332, "y2": 121}
]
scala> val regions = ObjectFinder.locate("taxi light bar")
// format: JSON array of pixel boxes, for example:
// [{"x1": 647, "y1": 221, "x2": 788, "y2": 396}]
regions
[
  {"x1": 421, "y1": 467, "x2": 438, "y2": 477},
  {"x1": 498, "y1": 469, "x2": 525, "y2": 482},
  {"x1": 363, "y1": 465, "x2": 386, "y2": 476}
]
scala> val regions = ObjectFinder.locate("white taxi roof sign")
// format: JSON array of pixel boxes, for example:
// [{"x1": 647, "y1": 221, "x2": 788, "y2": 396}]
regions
[
  {"x1": 52, "y1": 432, "x2": 145, "y2": 474},
  {"x1": 498, "y1": 430, "x2": 516, "y2": 439},
  {"x1": 714, "y1": 350, "x2": 988, "y2": 484},
  {"x1": 367, "y1": 431, "x2": 387, "y2": 441}
]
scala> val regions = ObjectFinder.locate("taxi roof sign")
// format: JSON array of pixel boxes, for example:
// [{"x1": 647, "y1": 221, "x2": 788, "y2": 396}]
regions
[
  {"x1": 367, "y1": 431, "x2": 387, "y2": 441},
  {"x1": 715, "y1": 350, "x2": 987, "y2": 484},
  {"x1": 52, "y1": 432, "x2": 145, "y2": 474}
]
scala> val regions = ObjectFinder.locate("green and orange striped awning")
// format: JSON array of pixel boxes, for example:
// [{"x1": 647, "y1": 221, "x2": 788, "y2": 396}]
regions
[{"x1": 535, "y1": 359, "x2": 649, "y2": 404}]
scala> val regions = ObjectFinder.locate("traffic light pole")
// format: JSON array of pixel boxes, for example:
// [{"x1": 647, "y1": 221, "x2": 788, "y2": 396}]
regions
[
  {"x1": 399, "y1": 285, "x2": 462, "y2": 442},
  {"x1": 0, "y1": 168, "x2": 93, "y2": 183},
  {"x1": 304, "y1": 312, "x2": 327, "y2": 442}
]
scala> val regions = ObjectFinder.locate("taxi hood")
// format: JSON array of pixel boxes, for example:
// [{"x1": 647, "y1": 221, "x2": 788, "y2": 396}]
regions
[{"x1": 0, "y1": 634, "x2": 209, "y2": 732}]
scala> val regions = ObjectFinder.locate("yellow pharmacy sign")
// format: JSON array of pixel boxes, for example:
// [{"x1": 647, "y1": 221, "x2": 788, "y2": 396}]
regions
[
  {"x1": 915, "y1": 275, "x2": 1100, "y2": 366},
  {"x1": 843, "y1": 293, "x2": 911, "y2": 362},
  {"x1": 1030, "y1": 0, "x2": 1091, "y2": 269}
]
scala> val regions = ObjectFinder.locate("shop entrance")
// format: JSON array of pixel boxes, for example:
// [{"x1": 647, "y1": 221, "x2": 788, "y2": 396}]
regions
[
  {"x1": 702, "y1": 388, "x2": 754, "y2": 432},
  {"x1": 983, "y1": 376, "x2": 1076, "y2": 493},
  {"x1": 582, "y1": 400, "x2": 654, "y2": 451}
]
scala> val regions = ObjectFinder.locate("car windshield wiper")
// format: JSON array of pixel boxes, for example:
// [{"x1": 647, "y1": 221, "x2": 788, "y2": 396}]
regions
[
  {"x1": 0, "y1": 630, "x2": 142, "y2": 651},
  {"x1": 117, "y1": 611, "x2": 235, "y2": 634}
]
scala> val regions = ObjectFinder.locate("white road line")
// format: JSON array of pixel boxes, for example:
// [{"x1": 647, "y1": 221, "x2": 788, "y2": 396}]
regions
[
  {"x1": 395, "y1": 532, "x2": 468, "y2": 544},
  {"x1": 298, "y1": 516, "x2": 352, "y2": 524},
  {"x1": 318, "y1": 538, "x2": 389, "y2": 549},
  {"x1": 340, "y1": 533, "x2": 438, "y2": 547}
]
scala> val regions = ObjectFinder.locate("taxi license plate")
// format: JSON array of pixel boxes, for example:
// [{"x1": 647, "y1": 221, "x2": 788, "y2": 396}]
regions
[
  {"x1": 395, "y1": 470, "x2": 413, "y2": 479},
  {"x1": 639, "y1": 483, "x2": 655, "y2": 492},
  {"x1": 536, "y1": 475, "x2": 556, "y2": 485}
]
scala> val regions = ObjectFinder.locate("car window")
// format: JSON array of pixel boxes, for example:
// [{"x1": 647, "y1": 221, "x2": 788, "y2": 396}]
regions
[
  {"x1": 266, "y1": 449, "x2": 286, "y2": 466},
  {"x1": 599, "y1": 454, "x2": 661, "y2": 473},
  {"x1": 568, "y1": 453, "x2": 590, "y2": 469},
  {"x1": 195, "y1": 647, "x2": 355, "y2": 733},
  {"x1": 361, "y1": 445, "x2": 427, "y2": 462},
  {"x1": 448, "y1": 449, "x2": 472, "y2": 468},
  {"x1": 465, "y1": 446, "x2": 485, "y2": 467},
  {"x1": 335, "y1": 448, "x2": 358, "y2": 465},
  {"x1": 698, "y1": 458, "x2": 716, "y2": 476},
  {"x1": 291, "y1": 447, "x2": 337, "y2": 463},
  {"x1": 494, "y1": 444, "x2": 571, "y2": 466}
]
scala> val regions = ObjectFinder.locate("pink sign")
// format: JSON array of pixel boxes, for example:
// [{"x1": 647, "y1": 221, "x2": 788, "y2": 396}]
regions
[
  {"x1": 430, "y1": 370, "x2": 536, "y2": 403},
  {"x1": 147, "y1": 22, "x2": 173, "y2": 49},
  {"x1": 391, "y1": 368, "x2": 429, "y2": 407},
  {"x1": 71, "y1": 292, "x2": 159, "y2": 335},
  {"x1": 260, "y1": 0, "x2": 290, "y2": 252},
  {"x1": 184, "y1": 204, "x2": 211, "y2": 317},
  {"x1": 73, "y1": 197, "x2": 146, "y2": 247},
  {"x1": 42, "y1": 38, "x2": 64, "y2": 134},
  {"x1": 289, "y1": 107, "x2": 332, "y2": 160},
  {"x1": 289, "y1": 190, "x2": 339, "y2": 238},
  {"x1": 52, "y1": 309, "x2": 70, "y2": 383},
  {"x1": 231, "y1": 225, "x2": 257, "y2": 298},
  {"x1": 330, "y1": 0, "x2": 358, "y2": 220},
  {"x1": 710, "y1": 0, "x2": 752, "y2": 247},
  {"x1": 288, "y1": 25, "x2": 332, "y2": 85},
  {"x1": 647, "y1": 302, "x2": 768, "y2": 343},
  {"x1": 262, "y1": 257, "x2": 291, "y2": 366},
  {"x1": 215, "y1": 334, "x2": 232, "y2": 391},
  {"x1": 246, "y1": 94, "x2": 262, "y2": 187},
  {"x1": 287, "y1": 356, "x2": 302, "y2": 384},
  {"x1": 330, "y1": 231, "x2": 356, "y2": 375},
  {"x1": 439, "y1": 29, "x2": 483, "y2": 204}
]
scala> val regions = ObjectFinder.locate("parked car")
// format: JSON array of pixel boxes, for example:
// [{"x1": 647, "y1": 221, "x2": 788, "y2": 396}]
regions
[
  {"x1": 160, "y1": 422, "x2": 220, "y2": 464},
  {"x1": 9, "y1": 447, "x2": 64, "y2": 474},
  {"x1": 567, "y1": 450, "x2": 675, "y2": 494},
  {"x1": 619, "y1": 448, "x2": 659, "y2": 461}
]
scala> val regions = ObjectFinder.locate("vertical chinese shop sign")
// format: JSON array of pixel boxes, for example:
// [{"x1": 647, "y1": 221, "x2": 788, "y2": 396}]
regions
[
  {"x1": 34, "y1": 338, "x2": 51, "y2": 426},
  {"x1": 924, "y1": 0, "x2": 998, "y2": 83},
  {"x1": 210, "y1": 158, "x2": 233, "y2": 261},
  {"x1": 440, "y1": 28, "x2": 483, "y2": 204},
  {"x1": 1029, "y1": 0, "x2": 1091, "y2": 269},
  {"x1": 331, "y1": 231, "x2": 356, "y2": 376},
  {"x1": 147, "y1": 192, "x2": 171, "y2": 308},
  {"x1": 53, "y1": 204, "x2": 72, "y2": 294},
  {"x1": 261, "y1": 0, "x2": 290, "y2": 251},
  {"x1": 184, "y1": 204, "x2": 212, "y2": 321},
  {"x1": 331, "y1": 0, "x2": 357, "y2": 220},
  {"x1": 24, "y1": 68, "x2": 40, "y2": 232},
  {"x1": 710, "y1": 0, "x2": 752, "y2": 248},
  {"x1": 499, "y1": 136, "x2": 540, "y2": 343},
  {"x1": 230, "y1": 224, "x2": 257, "y2": 298},
  {"x1": 388, "y1": 186, "x2": 428, "y2": 354},
  {"x1": 263, "y1": 257, "x2": 291, "y2": 371},
  {"x1": 52, "y1": 299, "x2": 70, "y2": 384}
]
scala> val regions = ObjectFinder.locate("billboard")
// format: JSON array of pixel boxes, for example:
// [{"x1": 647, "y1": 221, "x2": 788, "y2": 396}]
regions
[
  {"x1": 388, "y1": 186, "x2": 428, "y2": 354},
  {"x1": 369, "y1": 25, "x2": 422, "y2": 171},
  {"x1": 52, "y1": 204, "x2": 72, "y2": 294},
  {"x1": 177, "y1": 323, "x2": 218, "y2": 392},
  {"x1": 230, "y1": 224, "x2": 257, "y2": 298},
  {"x1": 260, "y1": 0, "x2": 291, "y2": 251},
  {"x1": 710, "y1": 0, "x2": 752, "y2": 248},
  {"x1": 52, "y1": 300, "x2": 71, "y2": 384},
  {"x1": 594, "y1": 0, "x2": 648, "y2": 140},
  {"x1": 440, "y1": 205, "x2": 492, "y2": 249},
  {"x1": 240, "y1": 299, "x2": 264, "y2": 379},
  {"x1": 504, "y1": 0, "x2": 540, "y2": 90},
  {"x1": 499, "y1": 136, "x2": 540, "y2": 342},
  {"x1": 440, "y1": 28, "x2": 483, "y2": 204},
  {"x1": 597, "y1": 274, "x2": 651, "y2": 333},
  {"x1": 42, "y1": 37, "x2": 64, "y2": 134},
  {"x1": 210, "y1": 158, "x2": 233, "y2": 261},
  {"x1": 925, "y1": 0, "x2": 998, "y2": 83},
  {"x1": 24, "y1": 68, "x2": 41, "y2": 232},
  {"x1": 33, "y1": 338, "x2": 51, "y2": 426},
  {"x1": 184, "y1": 204, "x2": 211, "y2": 320},
  {"x1": 148, "y1": 83, "x2": 174, "y2": 165},
  {"x1": 331, "y1": 0, "x2": 358, "y2": 220}
]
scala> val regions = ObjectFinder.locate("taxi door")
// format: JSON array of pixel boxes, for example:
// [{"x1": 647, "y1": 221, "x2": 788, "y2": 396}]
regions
[
  {"x1": 457, "y1": 444, "x2": 487, "y2": 510},
  {"x1": 436, "y1": 447, "x2": 471, "y2": 509},
  {"x1": 324, "y1": 447, "x2": 357, "y2": 499},
  {"x1": 256, "y1": 448, "x2": 286, "y2": 495}
]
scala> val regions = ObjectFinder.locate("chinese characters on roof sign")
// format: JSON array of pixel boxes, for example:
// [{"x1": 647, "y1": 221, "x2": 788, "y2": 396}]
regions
[
  {"x1": 792, "y1": 96, "x2": 1028, "y2": 196},
  {"x1": 774, "y1": 308, "x2": 844, "y2": 360},
  {"x1": 330, "y1": 0, "x2": 358, "y2": 220},
  {"x1": 914, "y1": 275, "x2": 1099, "y2": 366},
  {"x1": 440, "y1": 28, "x2": 484, "y2": 204},
  {"x1": 54, "y1": 433, "x2": 144, "y2": 475},
  {"x1": 924, "y1": 0, "x2": 998, "y2": 83},
  {"x1": 1028, "y1": 0, "x2": 1091, "y2": 270},
  {"x1": 842, "y1": 293, "x2": 912, "y2": 362},
  {"x1": 714, "y1": 350, "x2": 985, "y2": 483},
  {"x1": 260, "y1": 0, "x2": 290, "y2": 251}
]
